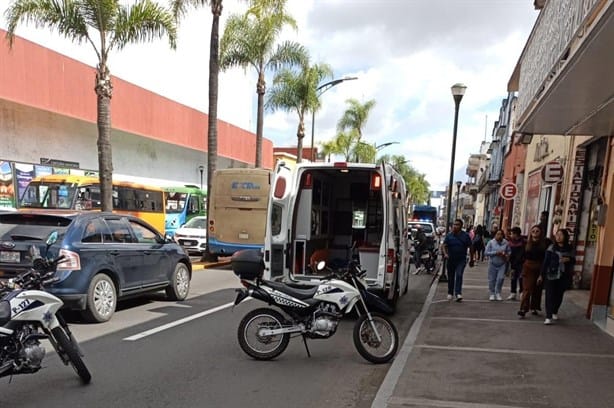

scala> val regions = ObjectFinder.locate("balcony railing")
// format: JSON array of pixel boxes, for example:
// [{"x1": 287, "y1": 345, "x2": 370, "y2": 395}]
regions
[{"x1": 516, "y1": 0, "x2": 602, "y2": 121}]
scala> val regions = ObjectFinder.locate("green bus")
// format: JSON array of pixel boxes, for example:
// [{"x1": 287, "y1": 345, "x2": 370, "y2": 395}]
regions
[{"x1": 163, "y1": 185, "x2": 207, "y2": 236}]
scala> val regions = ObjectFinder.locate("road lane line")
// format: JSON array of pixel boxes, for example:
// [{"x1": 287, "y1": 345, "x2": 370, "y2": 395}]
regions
[{"x1": 123, "y1": 302, "x2": 235, "y2": 341}]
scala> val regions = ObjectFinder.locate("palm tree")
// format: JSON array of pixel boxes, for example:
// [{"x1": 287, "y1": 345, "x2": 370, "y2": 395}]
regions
[
  {"x1": 319, "y1": 139, "x2": 339, "y2": 162},
  {"x1": 221, "y1": 0, "x2": 306, "y2": 167},
  {"x1": 336, "y1": 98, "x2": 376, "y2": 141},
  {"x1": 266, "y1": 59, "x2": 333, "y2": 162},
  {"x1": 5, "y1": 0, "x2": 177, "y2": 211},
  {"x1": 171, "y1": 0, "x2": 222, "y2": 261},
  {"x1": 330, "y1": 129, "x2": 359, "y2": 161},
  {"x1": 379, "y1": 154, "x2": 430, "y2": 204}
]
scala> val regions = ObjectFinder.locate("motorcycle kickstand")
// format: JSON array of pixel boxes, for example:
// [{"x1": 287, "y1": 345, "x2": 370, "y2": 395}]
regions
[{"x1": 301, "y1": 335, "x2": 311, "y2": 358}]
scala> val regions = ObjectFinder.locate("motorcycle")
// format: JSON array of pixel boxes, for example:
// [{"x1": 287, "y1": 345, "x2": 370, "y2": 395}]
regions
[
  {"x1": 232, "y1": 252, "x2": 399, "y2": 364},
  {"x1": 0, "y1": 231, "x2": 91, "y2": 384}
]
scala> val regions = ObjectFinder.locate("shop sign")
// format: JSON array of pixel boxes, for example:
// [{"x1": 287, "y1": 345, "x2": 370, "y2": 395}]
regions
[{"x1": 566, "y1": 148, "x2": 585, "y2": 242}]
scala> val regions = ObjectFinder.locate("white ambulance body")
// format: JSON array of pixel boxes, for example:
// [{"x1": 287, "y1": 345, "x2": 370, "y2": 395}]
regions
[{"x1": 263, "y1": 161, "x2": 410, "y2": 307}]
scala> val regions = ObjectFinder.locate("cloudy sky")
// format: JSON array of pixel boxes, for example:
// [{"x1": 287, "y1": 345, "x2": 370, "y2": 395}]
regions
[{"x1": 0, "y1": 0, "x2": 539, "y2": 190}]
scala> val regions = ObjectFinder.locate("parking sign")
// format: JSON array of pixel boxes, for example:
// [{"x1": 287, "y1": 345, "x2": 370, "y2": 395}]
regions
[
  {"x1": 541, "y1": 161, "x2": 564, "y2": 183},
  {"x1": 500, "y1": 182, "x2": 518, "y2": 200}
]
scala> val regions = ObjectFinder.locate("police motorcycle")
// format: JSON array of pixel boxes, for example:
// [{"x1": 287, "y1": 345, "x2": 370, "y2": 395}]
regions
[
  {"x1": 0, "y1": 232, "x2": 91, "y2": 384},
  {"x1": 232, "y1": 250, "x2": 399, "y2": 364}
]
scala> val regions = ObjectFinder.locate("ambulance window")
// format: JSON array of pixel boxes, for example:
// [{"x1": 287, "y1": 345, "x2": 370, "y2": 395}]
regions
[{"x1": 271, "y1": 204, "x2": 282, "y2": 235}]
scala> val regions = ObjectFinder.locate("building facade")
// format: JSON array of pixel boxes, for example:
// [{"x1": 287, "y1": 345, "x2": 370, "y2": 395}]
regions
[{"x1": 0, "y1": 29, "x2": 273, "y2": 207}]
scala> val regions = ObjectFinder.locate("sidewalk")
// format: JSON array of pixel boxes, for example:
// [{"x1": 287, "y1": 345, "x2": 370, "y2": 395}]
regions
[{"x1": 374, "y1": 261, "x2": 614, "y2": 408}]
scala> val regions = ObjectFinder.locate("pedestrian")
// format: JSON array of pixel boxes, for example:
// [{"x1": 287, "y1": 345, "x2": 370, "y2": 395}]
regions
[
  {"x1": 539, "y1": 210, "x2": 550, "y2": 240},
  {"x1": 506, "y1": 227, "x2": 525, "y2": 300},
  {"x1": 539, "y1": 228, "x2": 575, "y2": 325},
  {"x1": 517, "y1": 224, "x2": 551, "y2": 318},
  {"x1": 484, "y1": 229, "x2": 511, "y2": 301},
  {"x1": 471, "y1": 225, "x2": 485, "y2": 263},
  {"x1": 442, "y1": 218, "x2": 472, "y2": 302}
]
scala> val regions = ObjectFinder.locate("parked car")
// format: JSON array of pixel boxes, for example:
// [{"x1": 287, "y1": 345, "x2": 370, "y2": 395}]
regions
[
  {"x1": 0, "y1": 211, "x2": 192, "y2": 323},
  {"x1": 174, "y1": 216, "x2": 207, "y2": 255}
]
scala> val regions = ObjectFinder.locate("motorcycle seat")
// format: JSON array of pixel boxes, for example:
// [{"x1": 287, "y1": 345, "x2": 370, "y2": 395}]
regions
[
  {"x1": 0, "y1": 301, "x2": 10, "y2": 326},
  {"x1": 264, "y1": 280, "x2": 319, "y2": 300}
]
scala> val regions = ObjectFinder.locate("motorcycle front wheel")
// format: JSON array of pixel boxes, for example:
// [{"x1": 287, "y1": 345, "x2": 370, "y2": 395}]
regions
[
  {"x1": 51, "y1": 327, "x2": 92, "y2": 384},
  {"x1": 353, "y1": 313, "x2": 399, "y2": 364},
  {"x1": 237, "y1": 308, "x2": 290, "y2": 360}
]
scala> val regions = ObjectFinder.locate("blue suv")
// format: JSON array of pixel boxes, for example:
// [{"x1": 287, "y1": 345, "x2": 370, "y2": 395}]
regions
[{"x1": 0, "y1": 211, "x2": 192, "y2": 322}]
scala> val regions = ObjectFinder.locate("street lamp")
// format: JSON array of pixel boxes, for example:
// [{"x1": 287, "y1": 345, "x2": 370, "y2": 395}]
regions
[
  {"x1": 310, "y1": 77, "x2": 358, "y2": 161},
  {"x1": 198, "y1": 165, "x2": 204, "y2": 190},
  {"x1": 455, "y1": 181, "x2": 462, "y2": 220},
  {"x1": 445, "y1": 83, "x2": 467, "y2": 230},
  {"x1": 375, "y1": 141, "x2": 399, "y2": 152}
]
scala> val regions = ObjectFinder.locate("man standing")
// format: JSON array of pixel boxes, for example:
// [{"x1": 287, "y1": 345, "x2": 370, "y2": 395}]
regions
[{"x1": 442, "y1": 219, "x2": 472, "y2": 301}]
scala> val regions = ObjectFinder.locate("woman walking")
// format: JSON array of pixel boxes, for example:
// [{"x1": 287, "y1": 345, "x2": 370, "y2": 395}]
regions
[
  {"x1": 507, "y1": 227, "x2": 525, "y2": 300},
  {"x1": 484, "y1": 229, "x2": 511, "y2": 301},
  {"x1": 538, "y1": 229, "x2": 575, "y2": 325},
  {"x1": 518, "y1": 225, "x2": 550, "y2": 318}
]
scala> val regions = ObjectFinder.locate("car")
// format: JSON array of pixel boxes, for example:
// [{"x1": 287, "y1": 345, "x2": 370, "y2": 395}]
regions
[
  {"x1": 0, "y1": 211, "x2": 192, "y2": 323},
  {"x1": 174, "y1": 216, "x2": 207, "y2": 255}
]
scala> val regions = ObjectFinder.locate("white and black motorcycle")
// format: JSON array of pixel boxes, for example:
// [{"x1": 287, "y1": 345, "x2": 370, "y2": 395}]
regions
[
  {"x1": 232, "y1": 251, "x2": 398, "y2": 364},
  {"x1": 0, "y1": 232, "x2": 91, "y2": 384}
]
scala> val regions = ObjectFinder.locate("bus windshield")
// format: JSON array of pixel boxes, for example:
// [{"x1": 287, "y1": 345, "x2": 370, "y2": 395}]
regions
[{"x1": 165, "y1": 192, "x2": 188, "y2": 214}]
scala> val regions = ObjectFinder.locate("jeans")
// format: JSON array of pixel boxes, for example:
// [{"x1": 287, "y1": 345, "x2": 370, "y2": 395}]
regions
[
  {"x1": 488, "y1": 263, "x2": 507, "y2": 295},
  {"x1": 447, "y1": 258, "x2": 467, "y2": 296},
  {"x1": 544, "y1": 275, "x2": 570, "y2": 318}
]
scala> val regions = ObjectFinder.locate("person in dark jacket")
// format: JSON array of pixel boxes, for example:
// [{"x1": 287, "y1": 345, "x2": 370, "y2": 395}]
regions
[
  {"x1": 442, "y1": 219, "x2": 472, "y2": 302},
  {"x1": 518, "y1": 224, "x2": 550, "y2": 318},
  {"x1": 538, "y1": 228, "x2": 575, "y2": 325},
  {"x1": 506, "y1": 227, "x2": 525, "y2": 300}
]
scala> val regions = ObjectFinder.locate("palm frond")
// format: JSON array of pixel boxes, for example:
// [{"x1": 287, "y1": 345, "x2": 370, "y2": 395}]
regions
[
  {"x1": 5, "y1": 0, "x2": 89, "y2": 47},
  {"x1": 112, "y1": 0, "x2": 177, "y2": 51}
]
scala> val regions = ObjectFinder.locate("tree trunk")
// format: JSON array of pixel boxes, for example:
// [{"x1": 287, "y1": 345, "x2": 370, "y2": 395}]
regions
[
  {"x1": 255, "y1": 70, "x2": 265, "y2": 168},
  {"x1": 296, "y1": 120, "x2": 305, "y2": 163},
  {"x1": 205, "y1": 0, "x2": 222, "y2": 262},
  {"x1": 95, "y1": 63, "x2": 114, "y2": 212}
]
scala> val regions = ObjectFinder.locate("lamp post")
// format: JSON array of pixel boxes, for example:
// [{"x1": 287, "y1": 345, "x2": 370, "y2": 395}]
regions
[
  {"x1": 375, "y1": 141, "x2": 399, "y2": 151},
  {"x1": 198, "y1": 165, "x2": 204, "y2": 190},
  {"x1": 310, "y1": 77, "x2": 358, "y2": 161},
  {"x1": 445, "y1": 83, "x2": 467, "y2": 230},
  {"x1": 455, "y1": 181, "x2": 462, "y2": 220}
]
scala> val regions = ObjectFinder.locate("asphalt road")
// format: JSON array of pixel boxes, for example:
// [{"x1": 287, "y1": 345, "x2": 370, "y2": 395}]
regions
[{"x1": 0, "y1": 266, "x2": 433, "y2": 408}]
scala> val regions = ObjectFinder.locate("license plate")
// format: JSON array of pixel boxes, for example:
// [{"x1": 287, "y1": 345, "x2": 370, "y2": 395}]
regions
[
  {"x1": 0, "y1": 251, "x2": 20, "y2": 263},
  {"x1": 238, "y1": 233, "x2": 249, "y2": 240},
  {"x1": 181, "y1": 240, "x2": 197, "y2": 246}
]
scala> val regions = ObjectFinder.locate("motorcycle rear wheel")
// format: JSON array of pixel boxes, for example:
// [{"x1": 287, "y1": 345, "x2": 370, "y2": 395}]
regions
[
  {"x1": 238, "y1": 308, "x2": 290, "y2": 360},
  {"x1": 353, "y1": 313, "x2": 398, "y2": 364},
  {"x1": 51, "y1": 327, "x2": 92, "y2": 384}
]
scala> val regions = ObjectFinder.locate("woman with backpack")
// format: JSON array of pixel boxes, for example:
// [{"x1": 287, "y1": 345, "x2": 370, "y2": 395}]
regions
[{"x1": 538, "y1": 228, "x2": 575, "y2": 325}]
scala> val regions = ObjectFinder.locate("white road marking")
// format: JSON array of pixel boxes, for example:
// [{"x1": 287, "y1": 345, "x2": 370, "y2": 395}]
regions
[
  {"x1": 415, "y1": 344, "x2": 614, "y2": 359},
  {"x1": 123, "y1": 302, "x2": 235, "y2": 341}
]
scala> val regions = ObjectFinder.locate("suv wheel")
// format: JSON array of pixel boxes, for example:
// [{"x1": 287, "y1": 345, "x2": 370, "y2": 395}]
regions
[
  {"x1": 166, "y1": 263, "x2": 190, "y2": 301},
  {"x1": 82, "y1": 274, "x2": 117, "y2": 323}
]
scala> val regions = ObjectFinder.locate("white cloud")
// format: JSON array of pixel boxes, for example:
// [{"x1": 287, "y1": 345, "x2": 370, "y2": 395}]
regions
[{"x1": 0, "y1": 0, "x2": 539, "y2": 190}]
